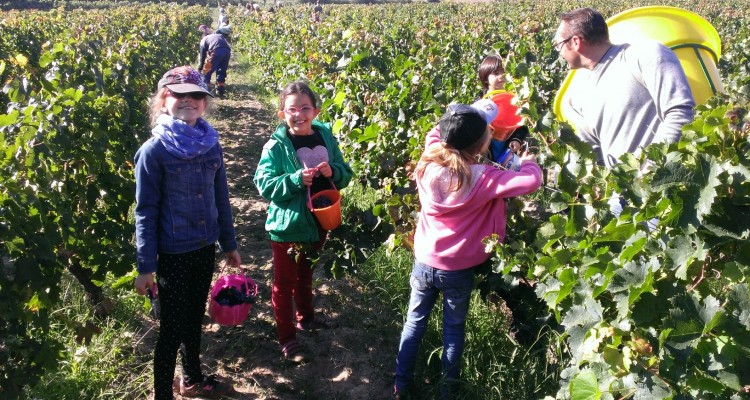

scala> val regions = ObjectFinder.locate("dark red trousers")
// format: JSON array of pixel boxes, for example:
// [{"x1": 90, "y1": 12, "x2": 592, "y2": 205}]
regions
[{"x1": 270, "y1": 233, "x2": 326, "y2": 345}]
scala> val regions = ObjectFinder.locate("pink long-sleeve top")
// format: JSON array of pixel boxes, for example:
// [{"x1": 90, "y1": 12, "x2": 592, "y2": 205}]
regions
[{"x1": 413, "y1": 126, "x2": 543, "y2": 271}]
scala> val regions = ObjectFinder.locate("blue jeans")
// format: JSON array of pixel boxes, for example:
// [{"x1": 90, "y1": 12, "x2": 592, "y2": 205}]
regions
[{"x1": 394, "y1": 260, "x2": 476, "y2": 396}]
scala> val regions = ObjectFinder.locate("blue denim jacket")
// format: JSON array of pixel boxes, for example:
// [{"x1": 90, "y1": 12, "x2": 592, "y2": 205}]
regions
[{"x1": 134, "y1": 137, "x2": 237, "y2": 273}]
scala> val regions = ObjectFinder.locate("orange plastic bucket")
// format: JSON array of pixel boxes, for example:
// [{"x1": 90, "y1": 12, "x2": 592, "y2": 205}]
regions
[
  {"x1": 483, "y1": 90, "x2": 523, "y2": 140},
  {"x1": 209, "y1": 274, "x2": 257, "y2": 326},
  {"x1": 308, "y1": 182, "x2": 342, "y2": 230}
]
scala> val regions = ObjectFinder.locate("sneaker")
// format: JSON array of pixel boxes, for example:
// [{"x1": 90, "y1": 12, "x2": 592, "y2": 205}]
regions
[
  {"x1": 296, "y1": 318, "x2": 338, "y2": 332},
  {"x1": 179, "y1": 374, "x2": 230, "y2": 398},
  {"x1": 281, "y1": 340, "x2": 309, "y2": 364}
]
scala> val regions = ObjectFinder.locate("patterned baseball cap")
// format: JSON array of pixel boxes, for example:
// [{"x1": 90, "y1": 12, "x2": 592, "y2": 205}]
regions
[
  {"x1": 157, "y1": 66, "x2": 213, "y2": 97},
  {"x1": 469, "y1": 98, "x2": 499, "y2": 125}
]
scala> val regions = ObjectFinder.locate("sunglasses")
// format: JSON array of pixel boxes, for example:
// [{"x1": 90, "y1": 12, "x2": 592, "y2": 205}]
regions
[{"x1": 167, "y1": 90, "x2": 208, "y2": 100}]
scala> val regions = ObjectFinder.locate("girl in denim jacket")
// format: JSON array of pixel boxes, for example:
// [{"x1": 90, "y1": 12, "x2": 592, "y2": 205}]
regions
[{"x1": 133, "y1": 66, "x2": 241, "y2": 399}]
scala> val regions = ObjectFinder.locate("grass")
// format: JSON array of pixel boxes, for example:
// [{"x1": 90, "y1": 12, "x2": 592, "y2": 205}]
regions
[
  {"x1": 234, "y1": 52, "x2": 279, "y2": 108},
  {"x1": 355, "y1": 230, "x2": 563, "y2": 399},
  {"x1": 25, "y1": 273, "x2": 153, "y2": 399}
]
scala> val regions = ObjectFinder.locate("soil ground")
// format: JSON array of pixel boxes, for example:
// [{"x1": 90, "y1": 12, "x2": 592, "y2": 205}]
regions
[{"x1": 138, "y1": 60, "x2": 401, "y2": 400}]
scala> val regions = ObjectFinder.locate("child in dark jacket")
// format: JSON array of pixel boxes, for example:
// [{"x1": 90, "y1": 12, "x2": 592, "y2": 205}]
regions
[
  {"x1": 134, "y1": 66, "x2": 241, "y2": 399},
  {"x1": 254, "y1": 81, "x2": 353, "y2": 363}
]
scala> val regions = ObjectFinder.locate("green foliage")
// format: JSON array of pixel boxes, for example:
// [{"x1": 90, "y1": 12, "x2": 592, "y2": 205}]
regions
[
  {"x1": 2, "y1": 0, "x2": 217, "y2": 11},
  {"x1": 0, "y1": 5, "x2": 208, "y2": 396},
  {"x1": 495, "y1": 101, "x2": 750, "y2": 399},
  {"x1": 237, "y1": 2, "x2": 564, "y2": 191},
  {"x1": 235, "y1": 1, "x2": 750, "y2": 398},
  {"x1": 24, "y1": 274, "x2": 153, "y2": 399},
  {"x1": 2, "y1": 0, "x2": 750, "y2": 398}
]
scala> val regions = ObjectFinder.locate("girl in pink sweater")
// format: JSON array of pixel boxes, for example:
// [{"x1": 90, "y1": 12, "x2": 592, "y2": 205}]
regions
[{"x1": 393, "y1": 99, "x2": 542, "y2": 399}]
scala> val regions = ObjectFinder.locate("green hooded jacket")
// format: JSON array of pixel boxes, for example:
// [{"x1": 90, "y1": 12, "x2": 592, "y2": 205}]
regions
[{"x1": 254, "y1": 120, "x2": 353, "y2": 243}]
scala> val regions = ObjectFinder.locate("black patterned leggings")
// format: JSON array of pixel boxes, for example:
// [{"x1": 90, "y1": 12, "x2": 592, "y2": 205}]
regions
[{"x1": 153, "y1": 245, "x2": 215, "y2": 400}]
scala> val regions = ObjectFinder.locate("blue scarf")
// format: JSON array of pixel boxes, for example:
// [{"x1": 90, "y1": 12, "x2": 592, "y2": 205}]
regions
[{"x1": 152, "y1": 114, "x2": 220, "y2": 159}]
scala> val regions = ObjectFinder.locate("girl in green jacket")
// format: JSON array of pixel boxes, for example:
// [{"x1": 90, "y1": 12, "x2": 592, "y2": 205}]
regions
[{"x1": 254, "y1": 81, "x2": 353, "y2": 363}]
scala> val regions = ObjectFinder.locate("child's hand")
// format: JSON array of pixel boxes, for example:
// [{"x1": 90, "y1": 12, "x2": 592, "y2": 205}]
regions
[
  {"x1": 301, "y1": 168, "x2": 318, "y2": 186},
  {"x1": 225, "y1": 249, "x2": 241, "y2": 269},
  {"x1": 315, "y1": 162, "x2": 332, "y2": 178},
  {"x1": 519, "y1": 151, "x2": 537, "y2": 163},
  {"x1": 135, "y1": 273, "x2": 156, "y2": 296}
]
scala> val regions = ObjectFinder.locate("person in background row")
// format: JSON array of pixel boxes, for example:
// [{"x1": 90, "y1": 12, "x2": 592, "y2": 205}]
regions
[
  {"x1": 254, "y1": 82, "x2": 353, "y2": 364},
  {"x1": 198, "y1": 25, "x2": 232, "y2": 98},
  {"x1": 392, "y1": 100, "x2": 542, "y2": 400},
  {"x1": 197, "y1": 24, "x2": 212, "y2": 37},
  {"x1": 218, "y1": 6, "x2": 229, "y2": 27},
  {"x1": 311, "y1": 0, "x2": 323, "y2": 23},
  {"x1": 554, "y1": 7, "x2": 695, "y2": 168},
  {"x1": 311, "y1": 11, "x2": 321, "y2": 23},
  {"x1": 134, "y1": 66, "x2": 241, "y2": 399}
]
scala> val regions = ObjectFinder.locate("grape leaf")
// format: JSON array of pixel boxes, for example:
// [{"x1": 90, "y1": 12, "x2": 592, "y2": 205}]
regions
[
  {"x1": 728, "y1": 284, "x2": 750, "y2": 329},
  {"x1": 696, "y1": 156, "x2": 722, "y2": 219},
  {"x1": 569, "y1": 370, "x2": 601, "y2": 400}
]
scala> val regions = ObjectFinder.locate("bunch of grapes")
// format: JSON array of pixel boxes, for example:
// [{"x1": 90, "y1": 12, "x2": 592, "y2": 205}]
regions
[
  {"x1": 312, "y1": 194, "x2": 334, "y2": 208},
  {"x1": 214, "y1": 284, "x2": 255, "y2": 306}
]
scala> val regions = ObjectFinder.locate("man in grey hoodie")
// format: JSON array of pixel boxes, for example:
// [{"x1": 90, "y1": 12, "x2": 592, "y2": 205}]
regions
[{"x1": 554, "y1": 7, "x2": 695, "y2": 168}]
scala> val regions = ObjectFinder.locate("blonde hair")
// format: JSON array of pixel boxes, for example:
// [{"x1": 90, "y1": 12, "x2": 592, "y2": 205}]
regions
[
  {"x1": 414, "y1": 127, "x2": 491, "y2": 192},
  {"x1": 148, "y1": 88, "x2": 170, "y2": 127}
]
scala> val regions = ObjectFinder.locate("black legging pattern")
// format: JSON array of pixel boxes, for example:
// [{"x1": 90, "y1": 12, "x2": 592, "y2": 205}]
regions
[{"x1": 153, "y1": 245, "x2": 215, "y2": 400}]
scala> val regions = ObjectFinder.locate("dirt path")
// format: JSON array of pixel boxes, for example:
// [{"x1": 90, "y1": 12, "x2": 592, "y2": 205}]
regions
[{"x1": 180, "y1": 60, "x2": 399, "y2": 400}]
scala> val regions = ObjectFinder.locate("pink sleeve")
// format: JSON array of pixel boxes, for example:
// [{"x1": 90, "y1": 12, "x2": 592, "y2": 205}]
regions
[{"x1": 482, "y1": 162, "x2": 543, "y2": 199}]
